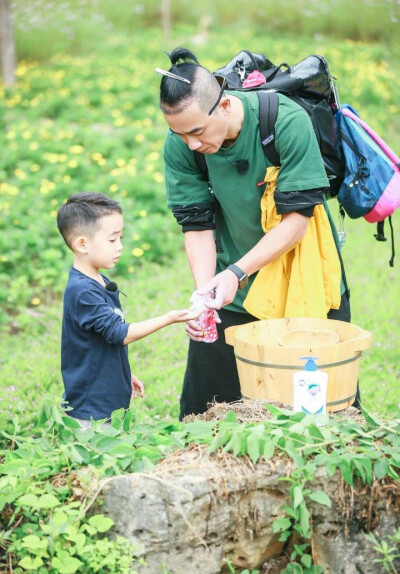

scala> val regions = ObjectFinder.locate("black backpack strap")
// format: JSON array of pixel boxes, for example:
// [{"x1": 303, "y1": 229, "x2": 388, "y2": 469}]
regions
[
  {"x1": 374, "y1": 218, "x2": 395, "y2": 267},
  {"x1": 257, "y1": 91, "x2": 280, "y2": 166},
  {"x1": 193, "y1": 150, "x2": 208, "y2": 177}
]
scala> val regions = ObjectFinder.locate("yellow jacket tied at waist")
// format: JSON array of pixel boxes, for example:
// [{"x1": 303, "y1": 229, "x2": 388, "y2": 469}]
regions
[{"x1": 243, "y1": 166, "x2": 342, "y2": 319}]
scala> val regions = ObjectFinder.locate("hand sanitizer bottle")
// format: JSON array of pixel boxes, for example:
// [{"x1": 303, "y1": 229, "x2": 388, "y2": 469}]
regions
[{"x1": 293, "y1": 357, "x2": 328, "y2": 415}]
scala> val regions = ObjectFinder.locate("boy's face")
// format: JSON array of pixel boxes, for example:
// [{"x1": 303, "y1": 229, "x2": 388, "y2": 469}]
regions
[{"x1": 77, "y1": 212, "x2": 124, "y2": 270}]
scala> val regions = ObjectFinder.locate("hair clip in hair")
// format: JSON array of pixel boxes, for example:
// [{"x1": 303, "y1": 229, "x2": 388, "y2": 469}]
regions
[{"x1": 155, "y1": 67, "x2": 191, "y2": 84}]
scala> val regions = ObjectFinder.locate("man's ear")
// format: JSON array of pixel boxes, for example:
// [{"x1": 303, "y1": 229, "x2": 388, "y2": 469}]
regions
[
  {"x1": 74, "y1": 236, "x2": 88, "y2": 254},
  {"x1": 220, "y1": 96, "x2": 231, "y2": 114}
]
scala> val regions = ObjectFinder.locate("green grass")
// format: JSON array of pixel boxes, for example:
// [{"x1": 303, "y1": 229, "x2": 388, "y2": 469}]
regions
[{"x1": 1, "y1": 215, "x2": 399, "y2": 440}]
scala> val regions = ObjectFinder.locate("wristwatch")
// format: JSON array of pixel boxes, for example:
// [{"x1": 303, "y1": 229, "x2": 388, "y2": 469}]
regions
[{"x1": 227, "y1": 264, "x2": 249, "y2": 289}]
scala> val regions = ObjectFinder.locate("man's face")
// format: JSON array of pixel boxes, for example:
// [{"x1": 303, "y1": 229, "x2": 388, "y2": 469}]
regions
[{"x1": 163, "y1": 99, "x2": 229, "y2": 154}]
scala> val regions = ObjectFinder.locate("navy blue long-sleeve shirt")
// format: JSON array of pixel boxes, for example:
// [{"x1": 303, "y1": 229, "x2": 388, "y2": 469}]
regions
[{"x1": 61, "y1": 268, "x2": 131, "y2": 420}]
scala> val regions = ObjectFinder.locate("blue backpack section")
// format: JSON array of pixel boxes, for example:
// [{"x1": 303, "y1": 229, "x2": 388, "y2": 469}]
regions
[{"x1": 335, "y1": 104, "x2": 395, "y2": 219}]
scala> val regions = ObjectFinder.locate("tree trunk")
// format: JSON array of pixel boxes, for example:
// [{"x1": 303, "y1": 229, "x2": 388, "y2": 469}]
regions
[
  {"x1": 0, "y1": 0, "x2": 17, "y2": 86},
  {"x1": 161, "y1": 0, "x2": 171, "y2": 45}
]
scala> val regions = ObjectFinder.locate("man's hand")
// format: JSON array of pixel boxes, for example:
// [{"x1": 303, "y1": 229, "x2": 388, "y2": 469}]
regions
[
  {"x1": 196, "y1": 269, "x2": 239, "y2": 310},
  {"x1": 131, "y1": 373, "x2": 145, "y2": 399}
]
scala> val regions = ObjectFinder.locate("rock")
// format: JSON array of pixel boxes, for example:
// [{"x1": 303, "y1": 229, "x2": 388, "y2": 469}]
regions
[{"x1": 101, "y1": 444, "x2": 399, "y2": 574}]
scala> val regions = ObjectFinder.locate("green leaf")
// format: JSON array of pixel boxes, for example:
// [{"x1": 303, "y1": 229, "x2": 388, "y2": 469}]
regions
[
  {"x1": 21, "y1": 534, "x2": 48, "y2": 550},
  {"x1": 308, "y1": 490, "x2": 332, "y2": 507},
  {"x1": 272, "y1": 517, "x2": 292, "y2": 533},
  {"x1": 246, "y1": 432, "x2": 261, "y2": 464},
  {"x1": 88, "y1": 514, "x2": 114, "y2": 533},
  {"x1": 209, "y1": 429, "x2": 231, "y2": 452},
  {"x1": 307, "y1": 423, "x2": 325, "y2": 441},
  {"x1": 293, "y1": 485, "x2": 304, "y2": 509},
  {"x1": 224, "y1": 410, "x2": 237, "y2": 423},
  {"x1": 184, "y1": 421, "x2": 214, "y2": 441},
  {"x1": 52, "y1": 555, "x2": 83, "y2": 574},
  {"x1": 299, "y1": 502, "x2": 311, "y2": 538},
  {"x1": 360, "y1": 405, "x2": 383, "y2": 430},
  {"x1": 19, "y1": 556, "x2": 44, "y2": 570},
  {"x1": 339, "y1": 459, "x2": 354, "y2": 485},
  {"x1": 110, "y1": 443, "x2": 135, "y2": 457},
  {"x1": 37, "y1": 494, "x2": 61, "y2": 509},
  {"x1": 263, "y1": 437, "x2": 277, "y2": 461},
  {"x1": 62, "y1": 415, "x2": 81, "y2": 429},
  {"x1": 301, "y1": 553, "x2": 312, "y2": 568},
  {"x1": 18, "y1": 493, "x2": 39, "y2": 507},
  {"x1": 374, "y1": 457, "x2": 389, "y2": 480}
]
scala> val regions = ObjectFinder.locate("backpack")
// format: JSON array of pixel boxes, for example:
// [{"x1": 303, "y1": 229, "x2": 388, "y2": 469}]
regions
[
  {"x1": 335, "y1": 104, "x2": 400, "y2": 266},
  {"x1": 195, "y1": 51, "x2": 345, "y2": 198},
  {"x1": 194, "y1": 50, "x2": 399, "y2": 263}
]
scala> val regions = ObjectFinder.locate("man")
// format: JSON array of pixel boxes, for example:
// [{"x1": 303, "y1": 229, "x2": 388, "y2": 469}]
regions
[{"x1": 157, "y1": 47, "x2": 354, "y2": 420}]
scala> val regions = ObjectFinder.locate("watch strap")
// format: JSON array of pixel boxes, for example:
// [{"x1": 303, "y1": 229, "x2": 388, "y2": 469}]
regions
[{"x1": 227, "y1": 264, "x2": 248, "y2": 289}]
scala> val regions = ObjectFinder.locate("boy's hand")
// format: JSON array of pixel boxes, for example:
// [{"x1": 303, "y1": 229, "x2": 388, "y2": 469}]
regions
[
  {"x1": 185, "y1": 310, "x2": 221, "y2": 341},
  {"x1": 131, "y1": 373, "x2": 145, "y2": 399}
]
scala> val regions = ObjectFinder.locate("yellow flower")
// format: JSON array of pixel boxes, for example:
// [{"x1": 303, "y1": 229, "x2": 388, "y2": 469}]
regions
[
  {"x1": 22, "y1": 130, "x2": 32, "y2": 140},
  {"x1": 63, "y1": 175, "x2": 71, "y2": 183},
  {"x1": 31, "y1": 164, "x2": 40, "y2": 172},
  {"x1": 146, "y1": 152, "x2": 160, "y2": 162},
  {"x1": 139, "y1": 210, "x2": 147, "y2": 217},
  {"x1": 114, "y1": 117, "x2": 126, "y2": 127},
  {"x1": 135, "y1": 133, "x2": 145, "y2": 143},
  {"x1": 50, "y1": 210, "x2": 57, "y2": 217},
  {"x1": 67, "y1": 160, "x2": 78, "y2": 168},
  {"x1": 128, "y1": 266, "x2": 135, "y2": 273},
  {"x1": 14, "y1": 169, "x2": 27, "y2": 180},
  {"x1": 116, "y1": 158, "x2": 126, "y2": 167},
  {"x1": 109, "y1": 184, "x2": 119, "y2": 193},
  {"x1": 31, "y1": 297, "x2": 41, "y2": 306},
  {"x1": 0, "y1": 255, "x2": 8, "y2": 262},
  {"x1": 69, "y1": 145, "x2": 84, "y2": 154},
  {"x1": 29, "y1": 142, "x2": 39, "y2": 150},
  {"x1": 132, "y1": 233, "x2": 140, "y2": 240},
  {"x1": 153, "y1": 172, "x2": 164, "y2": 183},
  {"x1": 132, "y1": 248, "x2": 144, "y2": 257}
]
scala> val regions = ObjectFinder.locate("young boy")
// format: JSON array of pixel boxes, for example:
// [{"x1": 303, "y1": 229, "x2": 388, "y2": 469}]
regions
[{"x1": 57, "y1": 191, "x2": 201, "y2": 425}]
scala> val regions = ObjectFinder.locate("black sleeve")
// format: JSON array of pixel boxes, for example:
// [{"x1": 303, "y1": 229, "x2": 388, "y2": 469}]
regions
[
  {"x1": 274, "y1": 189, "x2": 326, "y2": 218},
  {"x1": 172, "y1": 202, "x2": 215, "y2": 232}
]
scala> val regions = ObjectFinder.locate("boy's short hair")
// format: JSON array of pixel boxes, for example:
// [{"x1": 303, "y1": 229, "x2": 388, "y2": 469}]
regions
[{"x1": 57, "y1": 192, "x2": 122, "y2": 250}]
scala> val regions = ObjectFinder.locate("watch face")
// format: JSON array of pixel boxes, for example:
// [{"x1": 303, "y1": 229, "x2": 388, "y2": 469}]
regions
[{"x1": 239, "y1": 276, "x2": 249, "y2": 289}]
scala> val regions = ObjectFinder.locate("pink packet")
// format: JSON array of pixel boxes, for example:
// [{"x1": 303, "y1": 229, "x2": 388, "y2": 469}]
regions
[{"x1": 197, "y1": 309, "x2": 218, "y2": 343}]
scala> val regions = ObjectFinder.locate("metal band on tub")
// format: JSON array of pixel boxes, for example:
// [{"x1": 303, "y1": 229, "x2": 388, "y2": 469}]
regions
[{"x1": 233, "y1": 352, "x2": 362, "y2": 370}]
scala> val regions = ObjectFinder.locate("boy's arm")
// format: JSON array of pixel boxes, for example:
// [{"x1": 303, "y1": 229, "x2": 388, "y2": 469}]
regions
[{"x1": 123, "y1": 308, "x2": 201, "y2": 345}]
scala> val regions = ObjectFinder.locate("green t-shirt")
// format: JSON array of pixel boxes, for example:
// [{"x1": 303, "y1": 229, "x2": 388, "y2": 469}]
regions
[{"x1": 164, "y1": 91, "x2": 330, "y2": 312}]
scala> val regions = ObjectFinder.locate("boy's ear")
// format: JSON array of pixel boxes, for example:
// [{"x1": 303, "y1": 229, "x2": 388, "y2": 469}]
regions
[{"x1": 73, "y1": 235, "x2": 89, "y2": 254}]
